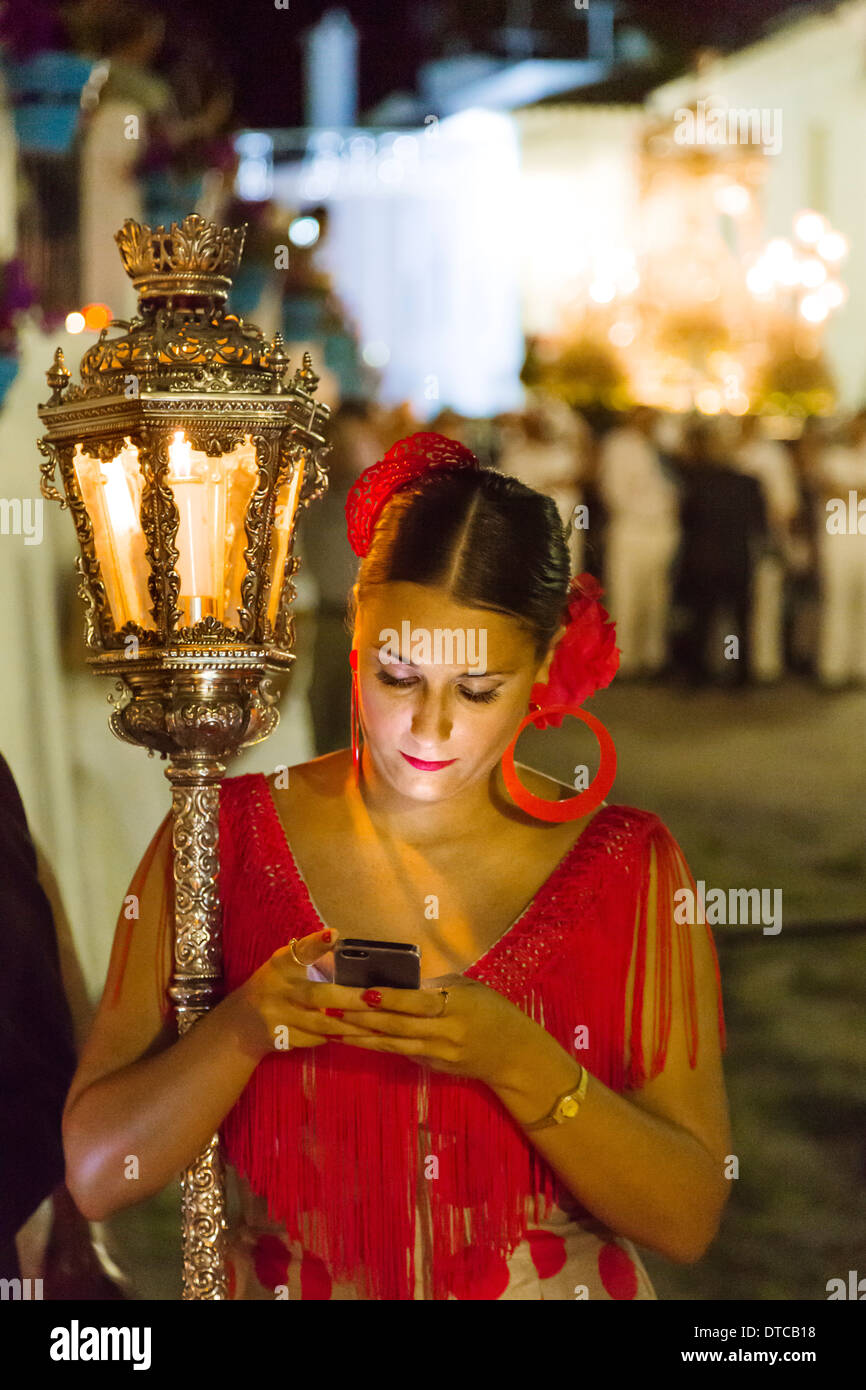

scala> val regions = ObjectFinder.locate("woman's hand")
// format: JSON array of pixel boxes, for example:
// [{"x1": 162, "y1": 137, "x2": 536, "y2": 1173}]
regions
[
  {"x1": 330, "y1": 974, "x2": 545, "y2": 1089},
  {"x1": 230, "y1": 929, "x2": 374, "y2": 1060},
  {"x1": 232, "y1": 941, "x2": 547, "y2": 1090}
]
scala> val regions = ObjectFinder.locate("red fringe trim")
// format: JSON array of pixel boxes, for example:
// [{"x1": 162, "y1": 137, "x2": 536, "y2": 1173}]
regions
[{"x1": 216, "y1": 774, "x2": 726, "y2": 1300}]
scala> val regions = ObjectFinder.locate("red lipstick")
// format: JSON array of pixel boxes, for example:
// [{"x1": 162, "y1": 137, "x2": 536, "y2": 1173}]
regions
[{"x1": 400, "y1": 752, "x2": 457, "y2": 771}]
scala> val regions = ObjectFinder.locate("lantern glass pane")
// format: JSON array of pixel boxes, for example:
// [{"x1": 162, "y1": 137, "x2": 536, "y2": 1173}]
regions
[
  {"x1": 164, "y1": 432, "x2": 258, "y2": 627},
  {"x1": 72, "y1": 441, "x2": 152, "y2": 629},
  {"x1": 266, "y1": 455, "x2": 306, "y2": 631}
]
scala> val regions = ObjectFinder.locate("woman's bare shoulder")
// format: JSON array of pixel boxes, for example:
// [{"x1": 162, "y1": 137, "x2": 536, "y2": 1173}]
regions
[
  {"x1": 264, "y1": 748, "x2": 352, "y2": 802},
  {"x1": 510, "y1": 762, "x2": 610, "y2": 850}
]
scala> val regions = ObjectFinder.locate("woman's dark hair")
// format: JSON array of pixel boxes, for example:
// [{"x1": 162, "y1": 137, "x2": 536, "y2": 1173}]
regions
[{"x1": 346, "y1": 468, "x2": 571, "y2": 662}]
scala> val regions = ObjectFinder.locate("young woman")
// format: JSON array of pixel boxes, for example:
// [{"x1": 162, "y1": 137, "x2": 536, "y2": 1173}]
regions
[{"x1": 62, "y1": 432, "x2": 730, "y2": 1301}]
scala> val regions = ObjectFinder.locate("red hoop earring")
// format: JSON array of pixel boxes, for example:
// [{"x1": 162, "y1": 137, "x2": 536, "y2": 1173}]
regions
[
  {"x1": 501, "y1": 704, "x2": 616, "y2": 823},
  {"x1": 349, "y1": 649, "x2": 362, "y2": 785}
]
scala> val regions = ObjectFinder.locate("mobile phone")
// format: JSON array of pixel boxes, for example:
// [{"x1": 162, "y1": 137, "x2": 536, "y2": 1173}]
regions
[{"x1": 333, "y1": 938, "x2": 421, "y2": 990}]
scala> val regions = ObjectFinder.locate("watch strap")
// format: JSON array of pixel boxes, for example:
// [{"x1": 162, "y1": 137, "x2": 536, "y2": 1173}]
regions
[{"x1": 520, "y1": 1065, "x2": 588, "y2": 1132}]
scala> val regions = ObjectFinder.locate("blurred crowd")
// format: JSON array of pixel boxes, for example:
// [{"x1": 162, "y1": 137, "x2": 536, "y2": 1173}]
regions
[{"x1": 300, "y1": 395, "x2": 866, "y2": 754}]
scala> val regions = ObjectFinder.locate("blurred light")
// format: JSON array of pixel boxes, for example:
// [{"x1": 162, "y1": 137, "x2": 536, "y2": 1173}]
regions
[
  {"x1": 620, "y1": 268, "x2": 640, "y2": 294},
  {"x1": 288, "y1": 216, "x2": 320, "y2": 248},
  {"x1": 821, "y1": 280, "x2": 846, "y2": 309},
  {"x1": 696, "y1": 388, "x2": 722, "y2": 414},
  {"x1": 794, "y1": 210, "x2": 826, "y2": 245},
  {"x1": 800, "y1": 293, "x2": 829, "y2": 323},
  {"x1": 235, "y1": 130, "x2": 274, "y2": 201},
  {"x1": 714, "y1": 183, "x2": 750, "y2": 216},
  {"x1": 309, "y1": 129, "x2": 343, "y2": 154},
  {"x1": 697, "y1": 277, "x2": 720, "y2": 301},
  {"x1": 779, "y1": 259, "x2": 802, "y2": 287},
  {"x1": 65, "y1": 311, "x2": 85, "y2": 333},
  {"x1": 362, "y1": 340, "x2": 390, "y2": 367},
  {"x1": 727, "y1": 393, "x2": 750, "y2": 416},
  {"x1": 817, "y1": 231, "x2": 847, "y2": 262},
  {"x1": 709, "y1": 352, "x2": 735, "y2": 375},
  {"x1": 766, "y1": 238, "x2": 794, "y2": 266},
  {"x1": 609, "y1": 321, "x2": 636, "y2": 347},
  {"x1": 589, "y1": 281, "x2": 616, "y2": 304},
  {"x1": 236, "y1": 131, "x2": 272, "y2": 159},
  {"x1": 349, "y1": 135, "x2": 376, "y2": 158},
  {"x1": 393, "y1": 135, "x2": 418, "y2": 160},
  {"x1": 746, "y1": 265, "x2": 773, "y2": 296},
  {"x1": 799, "y1": 258, "x2": 826, "y2": 289},
  {"x1": 82, "y1": 302, "x2": 112, "y2": 331}
]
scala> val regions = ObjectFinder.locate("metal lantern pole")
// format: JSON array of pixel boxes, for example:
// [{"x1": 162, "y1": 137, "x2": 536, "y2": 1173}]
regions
[{"x1": 37, "y1": 215, "x2": 331, "y2": 1298}]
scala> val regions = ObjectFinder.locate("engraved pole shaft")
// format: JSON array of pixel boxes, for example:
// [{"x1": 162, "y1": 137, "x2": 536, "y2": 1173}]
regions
[{"x1": 166, "y1": 758, "x2": 228, "y2": 1301}]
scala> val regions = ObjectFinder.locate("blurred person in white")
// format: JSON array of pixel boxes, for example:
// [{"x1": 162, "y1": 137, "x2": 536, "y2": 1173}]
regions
[
  {"x1": 597, "y1": 406, "x2": 681, "y2": 677},
  {"x1": 732, "y1": 415, "x2": 802, "y2": 684},
  {"x1": 813, "y1": 410, "x2": 866, "y2": 689},
  {"x1": 498, "y1": 393, "x2": 591, "y2": 572}
]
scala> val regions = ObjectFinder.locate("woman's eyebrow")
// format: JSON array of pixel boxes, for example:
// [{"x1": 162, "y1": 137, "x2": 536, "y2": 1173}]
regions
[{"x1": 368, "y1": 645, "x2": 514, "y2": 677}]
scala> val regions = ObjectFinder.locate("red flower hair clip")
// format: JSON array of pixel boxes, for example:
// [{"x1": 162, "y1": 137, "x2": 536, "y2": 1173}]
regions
[
  {"x1": 529, "y1": 572, "x2": 621, "y2": 728},
  {"x1": 345, "y1": 432, "x2": 479, "y2": 558}
]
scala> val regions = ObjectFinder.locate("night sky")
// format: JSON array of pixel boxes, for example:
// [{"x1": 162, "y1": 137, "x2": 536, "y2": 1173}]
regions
[{"x1": 153, "y1": 0, "x2": 831, "y2": 129}]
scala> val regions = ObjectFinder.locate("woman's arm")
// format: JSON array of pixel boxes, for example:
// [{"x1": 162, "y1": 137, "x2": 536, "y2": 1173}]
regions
[
  {"x1": 489, "y1": 836, "x2": 731, "y2": 1264},
  {"x1": 64, "y1": 992, "x2": 265, "y2": 1223},
  {"x1": 62, "y1": 816, "x2": 260, "y2": 1221},
  {"x1": 63, "y1": 818, "x2": 363, "y2": 1223}
]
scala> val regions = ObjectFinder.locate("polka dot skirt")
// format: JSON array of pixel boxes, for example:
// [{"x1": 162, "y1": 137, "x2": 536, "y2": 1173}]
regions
[{"x1": 224, "y1": 1179, "x2": 657, "y2": 1301}]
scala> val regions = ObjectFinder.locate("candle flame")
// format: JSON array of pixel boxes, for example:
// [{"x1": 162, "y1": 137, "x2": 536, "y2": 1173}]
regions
[{"x1": 169, "y1": 430, "x2": 194, "y2": 479}]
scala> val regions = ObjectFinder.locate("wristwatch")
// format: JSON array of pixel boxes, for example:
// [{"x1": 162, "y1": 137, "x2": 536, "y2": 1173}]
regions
[{"x1": 521, "y1": 1065, "x2": 588, "y2": 1132}]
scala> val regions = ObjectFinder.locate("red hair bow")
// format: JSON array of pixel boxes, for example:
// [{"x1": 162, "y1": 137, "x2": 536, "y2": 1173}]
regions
[
  {"x1": 529, "y1": 573, "x2": 621, "y2": 728},
  {"x1": 345, "y1": 432, "x2": 479, "y2": 558}
]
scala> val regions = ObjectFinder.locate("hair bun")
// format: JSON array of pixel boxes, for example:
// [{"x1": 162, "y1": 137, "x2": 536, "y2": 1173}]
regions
[{"x1": 345, "y1": 432, "x2": 479, "y2": 557}]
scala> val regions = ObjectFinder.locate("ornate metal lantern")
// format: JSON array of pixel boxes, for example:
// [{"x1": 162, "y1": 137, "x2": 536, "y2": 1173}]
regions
[{"x1": 37, "y1": 214, "x2": 331, "y2": 1299}]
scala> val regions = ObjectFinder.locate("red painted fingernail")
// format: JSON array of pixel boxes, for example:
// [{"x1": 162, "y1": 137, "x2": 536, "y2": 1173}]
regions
[
  {"x1": 324, "y1": 1008, "x2": 344, "y2": 1019},
  {"x1": 321, "y1": 930, "x2": 332, "y2": 943},
  {"x1": 361, "y1": 989, "x2": 382, "y2": 1008}
]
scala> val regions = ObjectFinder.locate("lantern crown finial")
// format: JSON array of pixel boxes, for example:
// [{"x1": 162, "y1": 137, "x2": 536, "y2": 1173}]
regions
[
  {"x1": 115, "y1": 214, "x2": 247, "y2": 303},
  {"x1": 46, "y1": 346, "x2": 71, "y2": 402}
]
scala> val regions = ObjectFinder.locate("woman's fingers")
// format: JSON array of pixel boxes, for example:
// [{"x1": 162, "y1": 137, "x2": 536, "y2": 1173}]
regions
[
  {"x1": 273, "y1": 928, "x2": 338, "y2": 972},
  {"x1": 285, "y1": 980, "x2": 449, "y2": 1014},
  {"x1": 261, "y1": 1001, "x2": 370, "y2": 1045}
]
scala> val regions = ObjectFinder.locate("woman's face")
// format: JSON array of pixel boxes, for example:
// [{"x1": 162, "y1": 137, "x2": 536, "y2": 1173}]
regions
[{"x1": 353, "y1": 582, "x2": 553, "y2": 804}]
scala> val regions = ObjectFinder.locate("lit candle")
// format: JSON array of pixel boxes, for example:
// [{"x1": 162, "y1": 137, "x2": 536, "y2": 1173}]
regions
[{"x1": 167, "y1": 430, "x2": 216, "y2": 623}]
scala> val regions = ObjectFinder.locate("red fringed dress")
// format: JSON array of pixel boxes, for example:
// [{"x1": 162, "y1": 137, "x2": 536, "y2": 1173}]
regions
[{"x1": 216, "y1": 772, "x2": 726, "y2": 1301}]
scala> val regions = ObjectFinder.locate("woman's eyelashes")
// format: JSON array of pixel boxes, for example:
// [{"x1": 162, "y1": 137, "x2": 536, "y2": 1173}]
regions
[{"x1": 373, "y1": 668, "x2": 501, "y2": 703}]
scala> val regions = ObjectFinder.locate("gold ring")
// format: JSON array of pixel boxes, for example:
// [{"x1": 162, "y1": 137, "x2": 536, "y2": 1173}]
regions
[
  {"x1": 437, "y1": 987, "x2": 449, "y2": 1017},
  {"x1": 288, "y1": 938, "x2": 304, "y2": 966}
]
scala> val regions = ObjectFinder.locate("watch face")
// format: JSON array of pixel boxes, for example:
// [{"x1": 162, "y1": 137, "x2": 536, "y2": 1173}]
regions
[{"x1": 560, "y1": 1096, "x2": 579, "y2": 1119}]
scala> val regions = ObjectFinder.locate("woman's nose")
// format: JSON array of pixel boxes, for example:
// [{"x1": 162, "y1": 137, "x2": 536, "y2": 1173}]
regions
[{"x1": 410, "y1": 687, "x2": 453, "y2": 745}]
